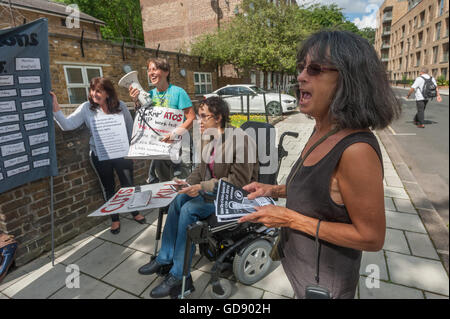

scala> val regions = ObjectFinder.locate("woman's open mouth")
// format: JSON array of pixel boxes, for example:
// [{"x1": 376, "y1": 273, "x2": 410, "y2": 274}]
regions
[{"x1": 299, "y1": 89, "x2": 312, "y2": 106}]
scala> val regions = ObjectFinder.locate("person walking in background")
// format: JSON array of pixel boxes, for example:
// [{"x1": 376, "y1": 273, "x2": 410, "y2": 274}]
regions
[
  {"x1": 239, "y1": 30, "x2": 401, "y2": 299},
  {"x1": 51, "y1": 77, "x2": 146, "y2": 235},
  {"x1": 129, "y1": 58, "x2": 196, "y2": 183},
  {"x1": 406, "y1": 67, "x2": 442, "y2": 128}
]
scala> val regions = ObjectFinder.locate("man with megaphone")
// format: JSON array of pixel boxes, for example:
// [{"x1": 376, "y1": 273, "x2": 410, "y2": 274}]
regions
[{"x1": 128, "y1": 58, "x2": 196, "y2": 183}]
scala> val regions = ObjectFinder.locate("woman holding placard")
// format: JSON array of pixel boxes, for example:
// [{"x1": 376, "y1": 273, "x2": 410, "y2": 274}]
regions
[
  {"x1": 129, "y1": 58, "x2": 196, "y2": 183},
  {"x1": 51, "y1": 77, "x2": 146, "y2": 235}
]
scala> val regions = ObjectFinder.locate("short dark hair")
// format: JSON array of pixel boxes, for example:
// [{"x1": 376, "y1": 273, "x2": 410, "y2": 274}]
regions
[
  {"x1": 147, "y1": 58, "x2": 171, "y2": 82},
  {"x1": 297, "y1": 30, "x2": 401, "y2": 130},
  {"x1": 198, "y1": 96, "x2": 230, "y2": 128},
  {"x1": 88, "y1": 77, "x2": 121, "y2": 114}
]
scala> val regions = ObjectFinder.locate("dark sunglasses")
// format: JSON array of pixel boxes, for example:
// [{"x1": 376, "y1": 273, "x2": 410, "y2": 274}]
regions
[{"x1": 297, "y1": 62, "x2": 338, "y2": 76}]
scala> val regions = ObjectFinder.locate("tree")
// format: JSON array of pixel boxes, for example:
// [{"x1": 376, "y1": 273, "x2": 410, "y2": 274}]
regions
[
  {"x1": 191, "y1": 1, "x2": 373, "y2": 75},
  {"x1": 54, "y1": 0, "x2": 144, "y2": 46}
]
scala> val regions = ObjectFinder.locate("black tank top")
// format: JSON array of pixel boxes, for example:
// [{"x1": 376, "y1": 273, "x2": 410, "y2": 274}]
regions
[{"x1": 280, "y1": 131, "x2": 383, "y2": 299}]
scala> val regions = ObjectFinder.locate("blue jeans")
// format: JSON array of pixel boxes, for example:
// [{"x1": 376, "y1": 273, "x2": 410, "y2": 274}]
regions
[{"x1": 156, "y1": 193, "x2": 215, "y2": 280}]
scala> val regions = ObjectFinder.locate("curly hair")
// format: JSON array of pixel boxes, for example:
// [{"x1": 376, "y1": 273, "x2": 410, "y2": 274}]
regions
[
  {"x1": 198, "y1": 96, "x2": 230, "y2": 128},
  {"x1": 297, "y1": 30, "x2": 401, "y2": 130}
]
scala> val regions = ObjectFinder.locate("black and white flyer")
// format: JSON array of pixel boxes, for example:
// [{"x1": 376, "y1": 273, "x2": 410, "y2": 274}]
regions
[
  {"x1": 215, "y1": 179, "x2": 275, "y2": 222},
  {"x1": 0, "y1": 18, "x2": 58, "y2": 193}
]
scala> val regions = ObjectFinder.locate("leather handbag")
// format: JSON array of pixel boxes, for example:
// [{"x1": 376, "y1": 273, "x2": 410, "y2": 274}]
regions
[{"x1": 0, "y1": 233, "x2": 18, "y2": 284}]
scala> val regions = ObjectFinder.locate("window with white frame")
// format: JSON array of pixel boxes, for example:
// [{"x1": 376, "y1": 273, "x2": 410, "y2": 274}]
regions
[
  {"x1": 194, "y1": 72, "x2": 212, "y2": 95},
  {"x1": 64, "y1": 65, "x2": 103, "y2": 104}
]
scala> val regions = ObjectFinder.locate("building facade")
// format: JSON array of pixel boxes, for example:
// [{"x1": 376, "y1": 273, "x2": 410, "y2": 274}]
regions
[
  {"x1": 139, "y1": 0, "x2": 297, "y2": 90},
  {"x1": 375, "y1": 0, "x2": 449, "y2": 81}
]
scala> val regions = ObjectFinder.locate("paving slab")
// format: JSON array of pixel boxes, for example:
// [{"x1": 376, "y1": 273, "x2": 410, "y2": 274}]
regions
[
  {"x1": 359, "y1": 250, "x2": 389, "y2": 281},
  {"x1": 0, "y1": 292, "x2": 9, "y2": 299},
  {"x1": 385, "y1": 175, "x2": 404, "y2": 188},
  {"x1": 405, "y1": 232, "x2": 440, "y2": 260},
  {"x1": 55, "y1": 236, "x2": 105, "y2": 265},
  {"x1": 385, "y1": 210, "x2": 427, "y2": 233},
  {"x1": 89, "y1": 218, "x2": 148, "y2": 245},
  {"x1": 102, "y1": 250, "x2": 155, "y2": 296},
  {"x1": 386, "y1": 251, "x2": 449, "y2": 296},
  {"x1": 2, "y1": 263, "x2": 67, "y2": 299},
  {"x1": 358, "y1": 277, "x2": 424, "y2": 299},
  {"x1": 424, "y1": 292, "x2": 449, "y2": 299},
  {"x1": 251, "y1": 263, "x2": 295, "y2": 298},
  {"x1": 383, "y1": 229, "x2": 410, "y2": 254},
  {"x1": 0, "y1": 268, "x2": 32, "y2": 292},
  {"x1": 75, "y1": 242, "x2": 135, "y2": 279},
  {"x1": 50, "y1": 274, "x2": 116, "y2": 299},
  {"x1": 393, "y1": 198, "x2": 418, "y2": 215},
  {"x1": 107, "y1": 289, "x2": 141, "y2": 299},
  {"x1": 384, "y1": 197, "x2": 396, "y2": 211},
  {"x1": 384, "y1": 186, "x2": 410, "y2": 199},
  {"x1": 123, "y1": 225, "x2": 158, "y2": 255}
]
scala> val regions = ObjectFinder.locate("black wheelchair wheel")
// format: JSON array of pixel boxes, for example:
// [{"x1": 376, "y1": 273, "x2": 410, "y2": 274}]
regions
[{"x1": 232, "y1": 239, "x2": 273, "y2": 285}]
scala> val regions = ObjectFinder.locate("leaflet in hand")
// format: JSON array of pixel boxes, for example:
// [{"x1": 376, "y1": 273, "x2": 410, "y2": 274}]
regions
[{"x1": 214, "y1": 179, "x2": 275, "y2": 223}]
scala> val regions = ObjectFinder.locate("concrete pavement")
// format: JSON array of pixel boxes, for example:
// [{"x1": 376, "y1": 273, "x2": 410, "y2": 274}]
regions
[{"x1": 0, "y1": 112, "x2": 448, "y2": 299}]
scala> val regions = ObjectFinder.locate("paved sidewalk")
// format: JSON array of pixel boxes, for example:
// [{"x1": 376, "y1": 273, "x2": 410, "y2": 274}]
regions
[{"x1": 1, "y1": 113, "x2": 448, "y2": 299}]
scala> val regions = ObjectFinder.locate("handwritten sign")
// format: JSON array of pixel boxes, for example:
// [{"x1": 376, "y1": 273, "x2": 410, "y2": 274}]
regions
[
  {"x1": 88, "y1": 182, "x2": 179, "y2": 217},
  {"x1": 127, "y1": 106, "x2": 183, "y2": 160}
]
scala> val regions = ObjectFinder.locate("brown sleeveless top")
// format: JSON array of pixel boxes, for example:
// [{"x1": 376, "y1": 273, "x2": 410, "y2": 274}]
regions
[{"x1": 280, "y1": 131, "x2": 383, "y2": 299}]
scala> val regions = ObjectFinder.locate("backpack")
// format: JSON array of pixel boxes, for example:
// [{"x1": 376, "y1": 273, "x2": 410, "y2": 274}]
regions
[{"x1": 420, "y1": 76, "x2": 437, "y2": 99}]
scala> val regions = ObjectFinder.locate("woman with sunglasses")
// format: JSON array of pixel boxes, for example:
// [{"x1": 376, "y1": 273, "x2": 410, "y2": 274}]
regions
[
  {"x1": 239, "y1": 31, "x2": 401, "y2": 299},
  {"x1": 137, "y1": 96, "x2": 258, "y2": 298},
  {"x1": 51, "y1": 77, "x2": 146, "y2": 235}
]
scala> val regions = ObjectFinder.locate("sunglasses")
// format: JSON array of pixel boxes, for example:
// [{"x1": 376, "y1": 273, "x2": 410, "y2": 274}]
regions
[{"x1": 297, "y1": 62, "x2": 338, "y2": 76}]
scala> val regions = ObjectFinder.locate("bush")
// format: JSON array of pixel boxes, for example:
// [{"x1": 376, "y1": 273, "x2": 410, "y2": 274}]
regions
[{"x1": 437, "y1": 75, "x2": 448, "y2": 86}]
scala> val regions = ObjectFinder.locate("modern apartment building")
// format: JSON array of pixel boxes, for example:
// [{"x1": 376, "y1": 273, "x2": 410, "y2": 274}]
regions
[{"x1": 375, "y1": 0, "x2": 449, "y2": 81}]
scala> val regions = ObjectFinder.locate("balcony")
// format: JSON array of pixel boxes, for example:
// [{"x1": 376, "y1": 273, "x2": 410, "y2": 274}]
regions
[
  {"x1": 381, "y1": 56, "x2": 389, "y2": 62},
  {"x1": 382, "y1": 43, "x2": 391, "y2": 49},
  {"x1": 383, "y1": 13, "x2": 393, "y2": 22},
  {"x1": 382, "y1": 30, "x2": 391, "y2": 36}
]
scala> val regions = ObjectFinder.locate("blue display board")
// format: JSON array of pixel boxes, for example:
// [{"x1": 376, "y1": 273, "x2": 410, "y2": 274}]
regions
[{"x1": 0, "y1": 18, "x2": 58, "y2": 193}]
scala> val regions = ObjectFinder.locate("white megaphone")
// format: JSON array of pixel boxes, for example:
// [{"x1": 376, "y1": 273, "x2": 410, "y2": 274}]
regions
[{"x1": 118, "y1": 71, "x2": 153, "y2": 107}]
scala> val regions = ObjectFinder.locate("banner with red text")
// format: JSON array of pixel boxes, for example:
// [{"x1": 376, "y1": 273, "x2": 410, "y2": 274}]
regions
[
  {"x1": 88, "y1": 181, "x2": 178, "y2": 217},
  {"x1": 126, "y1": 106, "x2": 184, "y2": 160}
]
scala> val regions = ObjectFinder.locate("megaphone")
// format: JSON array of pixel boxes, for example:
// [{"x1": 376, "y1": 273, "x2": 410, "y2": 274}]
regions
[{"x1": 118, "y1": 71, "x2": 152, "y2": 107}]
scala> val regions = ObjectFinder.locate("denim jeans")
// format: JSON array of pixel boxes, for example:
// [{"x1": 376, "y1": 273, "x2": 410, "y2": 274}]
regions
[
  {"x1": 156, "y1": 193, "x2": 215, "y2": 279},
  {"x1": 414, "y1": 100, "x2": 428, "y2": 125}
]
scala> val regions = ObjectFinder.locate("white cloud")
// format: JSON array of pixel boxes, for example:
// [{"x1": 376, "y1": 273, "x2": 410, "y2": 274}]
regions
[{"x1": 352, "y1": 3, "x2": 379, "y2": 28}]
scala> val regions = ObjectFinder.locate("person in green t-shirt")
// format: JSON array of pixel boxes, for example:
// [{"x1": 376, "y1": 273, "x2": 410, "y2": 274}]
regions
[{"x1": 129, "y1": 58, "x2": 196, "y2": 182}]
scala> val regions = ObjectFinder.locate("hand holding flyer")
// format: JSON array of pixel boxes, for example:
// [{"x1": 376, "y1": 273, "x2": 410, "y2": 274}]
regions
[{"x1": 214, "y1": 179, "x2": 276, "y2": 223}]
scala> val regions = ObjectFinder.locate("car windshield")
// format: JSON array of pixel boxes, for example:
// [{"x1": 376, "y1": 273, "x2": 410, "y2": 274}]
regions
[{"x1": 249, "y1": 86, "x2": 265, "y2": 94}]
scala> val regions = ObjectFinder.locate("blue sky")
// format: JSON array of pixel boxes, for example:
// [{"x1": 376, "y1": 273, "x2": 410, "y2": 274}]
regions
[{"x1": 296, "y1": 0, "x2": 385, "y2": 29}]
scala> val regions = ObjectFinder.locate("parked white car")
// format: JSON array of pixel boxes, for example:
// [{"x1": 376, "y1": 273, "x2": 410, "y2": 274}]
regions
[{"x1": 203, "y1": 84, "x2": 297, "y2": 116}]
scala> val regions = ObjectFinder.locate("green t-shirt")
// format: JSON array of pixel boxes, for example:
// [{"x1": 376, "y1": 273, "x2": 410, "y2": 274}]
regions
[{"x1": 148, "y1": 84, "x2": 192, "y2": 110}]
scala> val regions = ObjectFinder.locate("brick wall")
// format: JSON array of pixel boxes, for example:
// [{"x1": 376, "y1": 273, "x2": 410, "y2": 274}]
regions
[
  {"x1": 0, "y1": 111, "x2": 151, "y2": 266},
  {"x1": 48, "y1": 33, "x2": 220, "y2": 104}
]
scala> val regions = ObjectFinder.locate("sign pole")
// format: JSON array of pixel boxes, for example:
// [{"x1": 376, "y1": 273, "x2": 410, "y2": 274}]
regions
[{"x1": 50, "y1": 175, "x2": 55, "y2": 266}]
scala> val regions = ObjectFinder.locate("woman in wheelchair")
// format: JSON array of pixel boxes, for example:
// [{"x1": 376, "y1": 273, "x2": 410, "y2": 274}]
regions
[{"x1": 140, "y1": 96, "x2": 258, "y2": 298}]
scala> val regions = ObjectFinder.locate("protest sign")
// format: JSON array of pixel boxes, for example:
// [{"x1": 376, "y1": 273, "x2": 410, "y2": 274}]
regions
[
  {"x1": 215, "y1": 179, "x2": 275, "y2": 222},
  {"x1": 88, "y1": 181, "x2": 179, "y2": 217},
  {"x1": 126, "y1": 106, "x2": 183, "y2": 160},
  {"x1": 90, "y1": 112, "x2": 129, "y2": 161},
  {"x1": 0, "y1": 18, "x2": 58, "y2": 194}
]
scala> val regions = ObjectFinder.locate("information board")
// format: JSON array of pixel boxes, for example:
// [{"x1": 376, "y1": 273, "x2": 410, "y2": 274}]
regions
[{"x1": 0, "y1": 18, "x2": 58, "y2": 193}]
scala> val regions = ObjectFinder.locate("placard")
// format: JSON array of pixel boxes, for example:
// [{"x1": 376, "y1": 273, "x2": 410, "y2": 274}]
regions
[
  {"x1": 0, "y1": 19, "x2": 58, "y2": 194},
  {"x1": 88, "y1": 182, "x2": 179, "y2": 217},
  {"x1": 127, "y1": 107, "x2": 183, "y2": 160},
  {"x1": 90, "y1": 112, "x2": 129, "y2": 161}
]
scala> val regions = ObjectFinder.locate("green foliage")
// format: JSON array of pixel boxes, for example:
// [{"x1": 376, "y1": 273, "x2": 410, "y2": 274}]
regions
[
  {"x1": 191, "y1": 1, "x2": 374, "y2": 75},
  {"x1": 437, "y1": 75, "x2": 449, "y2": 86},
  {"x1": 54, "y1": 0, "x2": 144, "y2": 45}
]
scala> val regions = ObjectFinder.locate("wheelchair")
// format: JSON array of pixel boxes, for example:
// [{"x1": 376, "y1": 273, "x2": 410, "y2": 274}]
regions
[{"x1": 150, "y1": 121, "x2": 298, "y2": 299}]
